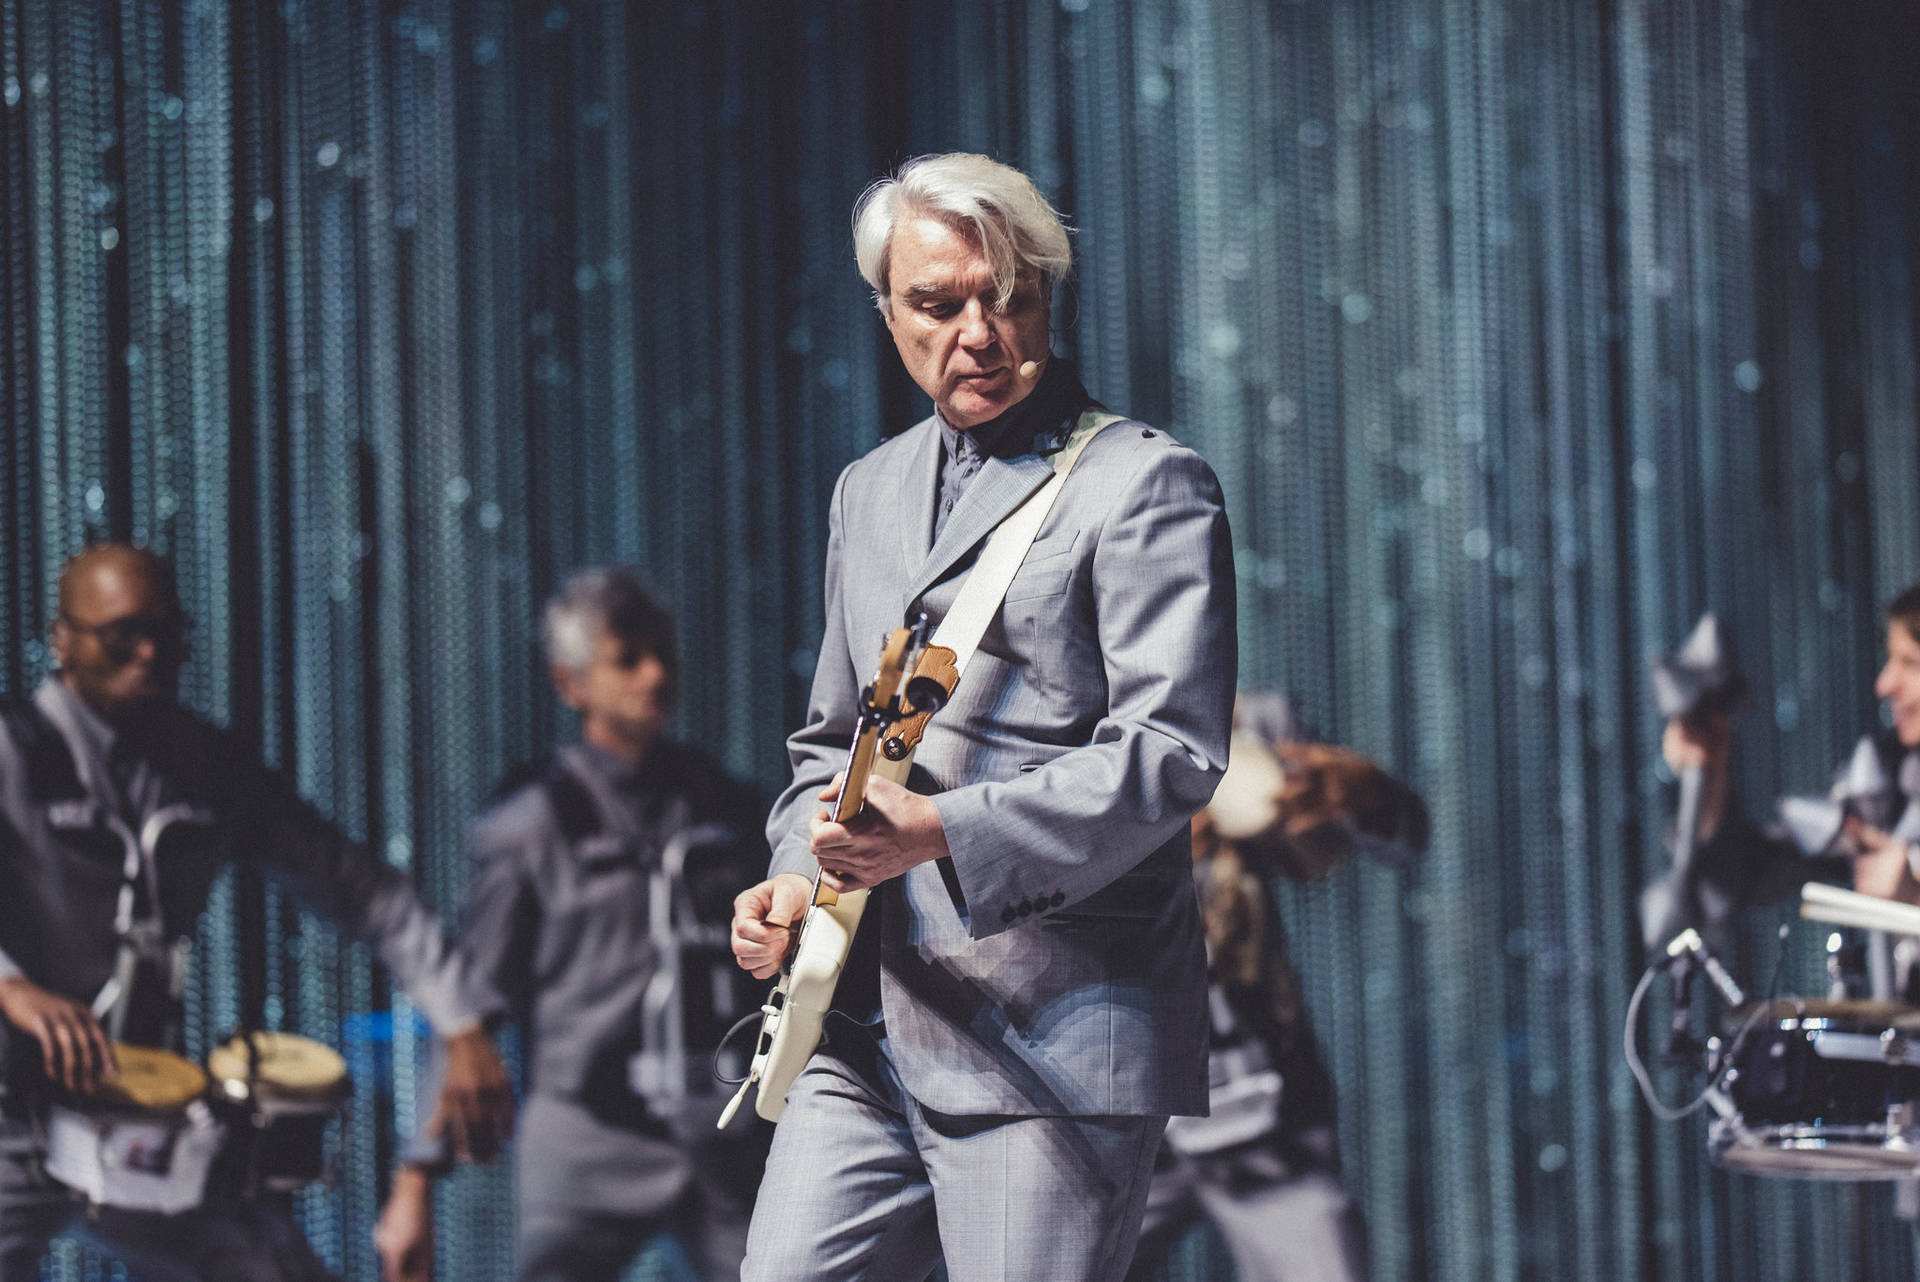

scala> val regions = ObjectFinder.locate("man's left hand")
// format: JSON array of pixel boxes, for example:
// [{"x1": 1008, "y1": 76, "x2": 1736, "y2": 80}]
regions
[
  {"x1": 429, "y1": 1026, "x2": 515, "y2": 1163},
  {"x1": 811, "y1": 774, "x2": 949, "y2": 893}
]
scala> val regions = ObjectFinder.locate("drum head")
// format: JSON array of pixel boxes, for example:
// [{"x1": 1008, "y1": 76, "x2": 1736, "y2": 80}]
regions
[
  {"x1": 208, "y1": 1032, "x2": 348, "y2": 1101},
  {"x1": 96, "y1": 1044, "x2": 207, "y2": 1114}
]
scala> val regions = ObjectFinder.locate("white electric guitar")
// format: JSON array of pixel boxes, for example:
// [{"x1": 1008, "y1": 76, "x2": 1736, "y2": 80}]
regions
[{"x1": 718, "y1": 616, "x2": 954, "y2": 1126}]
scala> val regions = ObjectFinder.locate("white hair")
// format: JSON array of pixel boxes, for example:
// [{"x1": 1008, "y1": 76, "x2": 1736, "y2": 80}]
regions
[
  {"x1": 852, "y1": 153, "x2": 1073, "y2": 316},
  {"x1": 542, "y1": 567, "x2": 673, "y2": 675}
]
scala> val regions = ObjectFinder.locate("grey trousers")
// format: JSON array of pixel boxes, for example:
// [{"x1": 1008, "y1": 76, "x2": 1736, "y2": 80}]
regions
[
  {"x1": 1125, "y1": 1128, "x2": 1368, "y2": 1282},
  {"x1": 0, "y1": 1131, "x2": 335, "y2": 1282},
  {"x1": 742, "y1": 1033, "x2": 1166, "y2": 1282},
  {"x1": 514, "y1": 1093, "x2": 755, "y2": 1282}
]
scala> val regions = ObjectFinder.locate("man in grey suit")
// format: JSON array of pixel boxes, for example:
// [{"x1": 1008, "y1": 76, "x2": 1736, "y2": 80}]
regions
[
  {"x1": 375, "y1": 569, "x2": 767, "y2": 1282},
  {"x1": 730, "y1": 153, "x2": 1236, "y2": 1282}
]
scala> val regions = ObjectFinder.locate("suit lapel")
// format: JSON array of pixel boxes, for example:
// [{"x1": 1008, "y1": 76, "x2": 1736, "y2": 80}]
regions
[
  {"x1": 896, "y1": 417, "x2": 942, "y2": 580},
  {"x1": 902, "y1": 451, "x2": 1056, "y2": 609}
]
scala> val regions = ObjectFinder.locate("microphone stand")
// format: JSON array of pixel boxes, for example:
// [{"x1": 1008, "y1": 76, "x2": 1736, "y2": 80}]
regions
[{"x1": 1670, "y1": 761, "x2": 1706, "y2": 940}]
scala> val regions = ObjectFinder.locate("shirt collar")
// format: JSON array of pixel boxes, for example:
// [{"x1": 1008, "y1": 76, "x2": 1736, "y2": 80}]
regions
[
  {"x1": 935, "y1": 358, "x2": 1092, "y2": 463},
  {"x1": 568, "y1": 739, "x2": 654, "y2": 795},
  {"x1": 37, "y1": 676, "x2": 118, "y2": 761}
]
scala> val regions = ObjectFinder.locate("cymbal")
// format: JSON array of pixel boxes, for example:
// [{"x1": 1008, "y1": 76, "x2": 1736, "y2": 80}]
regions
[
  {"x1": 95, "y1": 1044, "x2": 207, "y2": 1114},
  {"x1": 1728, "y1": 997, "x2": 1920, "y2": 1029},
  {"x1": 208, "y1": 1031, "x2": 348, "y2": 1099}
]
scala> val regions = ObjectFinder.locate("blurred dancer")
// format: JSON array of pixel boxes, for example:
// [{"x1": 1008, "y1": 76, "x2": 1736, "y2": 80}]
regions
[
  {"x1": 0, "y1": 544, "x2": 509, "y2": 1282},
  {"x1": 376, "y1": 568, "x2": 766, "y2": 1282},
  {"x1": 1127, "y1": 693, "x2": 1427, "y2": 1282}
]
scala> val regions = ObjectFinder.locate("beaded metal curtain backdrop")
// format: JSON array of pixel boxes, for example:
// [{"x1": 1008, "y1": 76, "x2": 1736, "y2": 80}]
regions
[{"x1": 2, "y1": 2, "x2": 1918, "y2": 1280}]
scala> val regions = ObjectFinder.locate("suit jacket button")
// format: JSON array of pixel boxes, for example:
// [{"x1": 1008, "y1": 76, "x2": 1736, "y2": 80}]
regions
[
  {"x1": 1017, "y1": 899, "x2": 1033, "y2": 918},
  {"x1": 1050, "y1": 891, "x2": 1065, "y2": 907},
  {"x1": 1002, "y1": 905, "x2": 1017, "y2": 924}
]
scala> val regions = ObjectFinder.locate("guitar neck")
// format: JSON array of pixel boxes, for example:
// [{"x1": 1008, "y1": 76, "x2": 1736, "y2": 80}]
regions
[
  {"x1": 830, "y1": 623, "x2": 915, "y2": 828},
  {"x1": 833, "y1": 720, "x2": 885, "y2": 824}
]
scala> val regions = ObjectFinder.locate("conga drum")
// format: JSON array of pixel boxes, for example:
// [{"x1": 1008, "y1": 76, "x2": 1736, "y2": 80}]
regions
[
  {"x1": 206, "y1": 1031, "x2": 351, "y2": 1194},
  {"x1": 42, "y1": 1044, "x2": 223, "y2": 1213}
]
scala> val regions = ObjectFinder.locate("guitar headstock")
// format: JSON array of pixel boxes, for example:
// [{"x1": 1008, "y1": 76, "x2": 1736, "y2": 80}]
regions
[{"x1": 857, "y1": 614, "x2": 932, "y2": 723}]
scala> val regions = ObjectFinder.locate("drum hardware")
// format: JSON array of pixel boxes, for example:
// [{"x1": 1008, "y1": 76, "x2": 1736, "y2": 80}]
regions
[{"x1": 1828, "y1": 931, "x2": 1868, "y2": 1000}]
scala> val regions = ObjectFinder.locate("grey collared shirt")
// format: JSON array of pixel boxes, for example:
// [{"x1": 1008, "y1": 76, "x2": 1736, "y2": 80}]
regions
[{"x1": 930, "y1": 360, "x2": 1089, "y2": 543}]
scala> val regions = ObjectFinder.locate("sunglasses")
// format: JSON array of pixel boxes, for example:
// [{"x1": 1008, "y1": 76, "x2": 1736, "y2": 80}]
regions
[{"x1": 60, "y1": 612, "x2": 191, "y2": 665}]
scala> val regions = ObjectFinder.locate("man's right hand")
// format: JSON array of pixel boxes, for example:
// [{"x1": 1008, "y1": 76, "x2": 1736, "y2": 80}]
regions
[
  {"x1": 0, "y1": 975, "x2": 116, "y2": 1095},
  {"x1": 1661, "y1": 712, "x2": 1732, "y2": 845},
  {"x1": 429, "y1": 1026, "x2": 514, "y2": 1164},
  {"x1": 374, "y1": 1164, "x2": 434, "y2": 1282},
  {"x1": 732, "y1": 874, "x2": 812, "y2": 980}
]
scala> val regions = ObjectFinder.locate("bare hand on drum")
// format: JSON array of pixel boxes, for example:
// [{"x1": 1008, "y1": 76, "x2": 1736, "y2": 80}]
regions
[
  {"x1": 374, "y1": 1164, "x2": 435, "y2": 1282},
  {"x1": 1846, "y1": 818, "x2": 1920, "y2": 905},
  {"x1": 810, "y1": 774, "x2": 949, "y2": 894},
  {"x1": 430, "y1": 1026, "x2": 514, "y2": 1163},
  {"x1": 732, "y1": 873, "x2": 812, "y2": 980},
  {"x1": 0, "y1": 975, "x2": 116, "y2": 1094}
]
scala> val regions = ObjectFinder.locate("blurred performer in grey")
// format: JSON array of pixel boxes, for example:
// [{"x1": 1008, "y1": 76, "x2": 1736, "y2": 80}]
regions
[
  {"x1": 375, "y1": 568, "x2": 767, "y2": 1282},
  {"x1": 731, "y1": 153, "x2": 1235, "y2": 1282},
  {"x1": 1641, "y1": 587, "x2": 1920, "y2": 952},
  {"x1": 0, "y1": 544, "x2": 511, "y2": 1282},
  {"x1": 1126, "y1": 693, "x2": 1426, "y2": 1282}
]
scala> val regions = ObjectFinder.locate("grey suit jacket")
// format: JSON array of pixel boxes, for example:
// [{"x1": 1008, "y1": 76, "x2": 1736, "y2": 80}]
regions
[{"x1": 767, "y1": 402, "x2": 1236, "y2": 1118}]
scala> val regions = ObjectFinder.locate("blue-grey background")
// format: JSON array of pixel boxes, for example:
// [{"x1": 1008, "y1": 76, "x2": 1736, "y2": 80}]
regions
[{"x1": 3, "y1": 0, "x2": 1919, "y2": 1278}]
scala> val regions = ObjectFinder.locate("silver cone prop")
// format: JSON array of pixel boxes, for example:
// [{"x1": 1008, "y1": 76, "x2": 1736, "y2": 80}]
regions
[
  {"x1": 1651, "y1": 612, "x2": 1748, "y2": 721},
  {"x1": 1776, "y1": 736, "x2": 1905, "y2": 855}
]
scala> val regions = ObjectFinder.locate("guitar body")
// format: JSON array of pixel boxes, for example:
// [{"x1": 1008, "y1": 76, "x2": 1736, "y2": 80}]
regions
[
  {"x1": 750, "y1": 888, "x2": 867, "y2": 1121},
  {"x1": 718, "y1": 630, "x2": 943, "y2": 1129}
]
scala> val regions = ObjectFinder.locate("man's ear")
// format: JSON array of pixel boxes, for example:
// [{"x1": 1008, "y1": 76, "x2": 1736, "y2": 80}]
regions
[
  {"x1": 49, "y1": 617, "x2": 73, "y2": 669},
  {"x1": 550, "y1": 664, "x2": 585, "y2": 711}
]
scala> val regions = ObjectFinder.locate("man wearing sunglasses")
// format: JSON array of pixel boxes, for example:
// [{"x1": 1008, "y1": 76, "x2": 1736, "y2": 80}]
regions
[{"x1": 0, "y1": 543, "x2": 511, "y2": 1282}]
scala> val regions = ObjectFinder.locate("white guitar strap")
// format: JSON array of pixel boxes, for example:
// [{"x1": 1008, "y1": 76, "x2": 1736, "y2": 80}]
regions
[
  {"x1": 872, "y1": 407, "x2": 1121, "y2": 785},
  {"x1": 919, "y1": 407, "x2": 1123, "y2": 687}
]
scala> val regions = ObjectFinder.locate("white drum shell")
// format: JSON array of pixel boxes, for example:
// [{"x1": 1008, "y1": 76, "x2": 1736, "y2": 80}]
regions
[{"x1": 42, "y1": 1101, "x2": 223, "y2": 1214}]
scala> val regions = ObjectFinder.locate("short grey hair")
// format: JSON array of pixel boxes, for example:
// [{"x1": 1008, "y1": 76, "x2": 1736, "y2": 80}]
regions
[
  {"x1": 852, "y1": 153, "x2": 1073, "y2": 316},
  {"x1": 543, "y1": 567, "x2": 675, "y2": 675}
]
